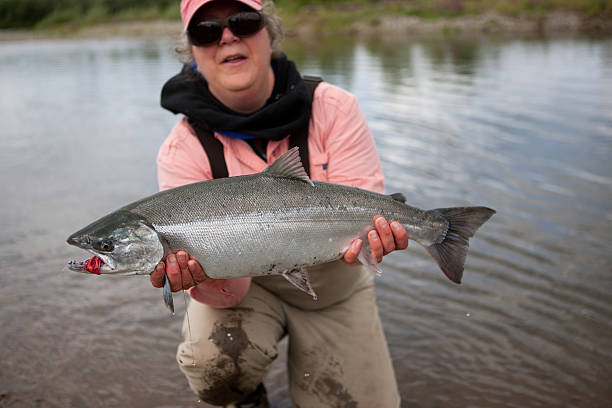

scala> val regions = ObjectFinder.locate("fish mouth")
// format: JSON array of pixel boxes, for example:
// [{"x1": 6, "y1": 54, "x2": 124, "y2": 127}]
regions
[{"x1": 68, "y1": 256, "x2": 104, "y2": 275}]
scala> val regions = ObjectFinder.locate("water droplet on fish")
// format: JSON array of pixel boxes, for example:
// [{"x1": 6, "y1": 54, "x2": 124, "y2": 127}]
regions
[
  {"x1": 227, "y1": 333, "x2": 231, "y2": 336},
  {"x1": 328, "y1": 238, "x2": 333, "y2": 242},
  {"x1": 466, "y1": 313, "x2": 471, "y2": 317}
]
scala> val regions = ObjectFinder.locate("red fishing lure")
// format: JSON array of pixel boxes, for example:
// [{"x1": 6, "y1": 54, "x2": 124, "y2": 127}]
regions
[{"x1": 85, "y1": 257, "x2": 103, "y2": 275}]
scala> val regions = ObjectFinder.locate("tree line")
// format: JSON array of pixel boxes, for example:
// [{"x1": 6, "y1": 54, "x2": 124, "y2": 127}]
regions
[
  {"x1": 0, "y1": 0, "x2": 177, "y2": 28},
  {"x1": 1, "y1": 0, "x2": 609, "y2": 29}
]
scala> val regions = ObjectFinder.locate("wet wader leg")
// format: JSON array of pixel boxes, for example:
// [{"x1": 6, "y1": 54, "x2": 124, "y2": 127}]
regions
[
  {"x1": 177, "y1": 283, "x2": 286, "y2": 406},
  {"x1": 285, "y1": 268, "x2": 400, "y2": 408}
]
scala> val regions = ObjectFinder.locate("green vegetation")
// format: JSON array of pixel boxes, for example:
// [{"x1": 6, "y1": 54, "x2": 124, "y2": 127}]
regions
[
  {"x1": 0, "y1": 0, "x2": 610, "y2": 30},
  {"x1": 277, "y1": 0, "x2": 611, "y2": 34},
  {"x1": 0, "y1": 0, "x2": 179, "y2": 29}
]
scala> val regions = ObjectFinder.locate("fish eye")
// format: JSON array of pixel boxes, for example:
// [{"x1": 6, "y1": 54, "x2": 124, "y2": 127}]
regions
[{"x1": 97, "y1": 239, "x2": 114, "y2": 252}]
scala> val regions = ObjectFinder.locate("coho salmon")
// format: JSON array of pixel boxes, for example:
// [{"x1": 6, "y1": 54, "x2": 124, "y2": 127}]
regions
[{"x1": 67, "y1": 147, "x2": 495, "y2": 312}]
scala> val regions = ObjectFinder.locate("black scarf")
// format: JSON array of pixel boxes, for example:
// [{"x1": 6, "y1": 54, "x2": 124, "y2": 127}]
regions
[{"x1": 160, "y1": 54, "x2": 310, "y2": 141}]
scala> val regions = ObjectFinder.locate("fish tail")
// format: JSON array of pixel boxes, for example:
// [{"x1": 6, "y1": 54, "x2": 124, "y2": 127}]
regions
[{"x1": 425, "y1": 207, "x2": 495, "y2": 283}]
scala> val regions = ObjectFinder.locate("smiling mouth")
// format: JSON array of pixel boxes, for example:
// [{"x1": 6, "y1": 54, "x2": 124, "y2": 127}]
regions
[{"x1": 68, "y1": 256, "x2": 104, "y2": 274}]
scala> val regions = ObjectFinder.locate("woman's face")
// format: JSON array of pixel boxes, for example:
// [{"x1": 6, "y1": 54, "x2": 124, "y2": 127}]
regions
[{"x1": 190, "y1": 0, "x2": 273, "y2": 106}]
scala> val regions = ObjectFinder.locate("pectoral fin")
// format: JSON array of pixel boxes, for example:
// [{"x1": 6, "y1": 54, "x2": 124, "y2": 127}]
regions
[
  {"x1": 162, "y1": 273, "x2": 175, "y2": 314},
  {"x1": 282, "y1": 267, "x2": 318, "y2": 300}
]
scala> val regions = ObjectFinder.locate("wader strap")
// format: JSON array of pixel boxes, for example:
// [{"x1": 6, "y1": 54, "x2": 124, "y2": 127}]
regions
[
  {"x1": 191, "y1": 75, "x2": 323, "y2": 179},
  {"x1": 189, "y1": 119, "x2": 229, "y2": 179}
]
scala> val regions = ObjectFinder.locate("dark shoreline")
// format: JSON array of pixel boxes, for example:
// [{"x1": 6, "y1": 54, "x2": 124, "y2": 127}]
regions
[{"x1": 1, "y1": 11, "x2": 610, "y2": 43}]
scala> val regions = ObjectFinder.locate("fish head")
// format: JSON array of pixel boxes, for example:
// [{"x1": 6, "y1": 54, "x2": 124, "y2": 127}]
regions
[{"x1": 67, "y1": 210, "x2": 165, "y2": 276}]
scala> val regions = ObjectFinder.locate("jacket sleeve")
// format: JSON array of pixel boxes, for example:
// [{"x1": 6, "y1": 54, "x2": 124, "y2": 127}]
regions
[
  {"x1": 157, "y1": 118, "x2": 251, "y2": 308},
  {"x1": 312, "y1": 84, "x2": 385, "y2": 193}
]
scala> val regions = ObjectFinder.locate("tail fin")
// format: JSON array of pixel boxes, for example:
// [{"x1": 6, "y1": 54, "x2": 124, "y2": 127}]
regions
[{"x1": 426, "y1": 207, "x2": 495, "y2": 284}]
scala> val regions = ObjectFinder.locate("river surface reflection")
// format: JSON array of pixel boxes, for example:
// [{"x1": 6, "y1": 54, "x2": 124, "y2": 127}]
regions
[{"x1": 0, "y1": 33, "x2": 611, "y2": 407}]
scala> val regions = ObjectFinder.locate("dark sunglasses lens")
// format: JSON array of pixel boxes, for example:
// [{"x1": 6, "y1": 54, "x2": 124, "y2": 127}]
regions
[
  {"x1": 189, "y1": 21, "x2": 223, "y2": 46},
  {"x1": 228, "y1": 12, "x2": 263, "y2": 37}
]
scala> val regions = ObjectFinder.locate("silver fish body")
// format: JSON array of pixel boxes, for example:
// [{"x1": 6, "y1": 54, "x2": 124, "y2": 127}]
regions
[
  {"x1": 128, "y1": 174, "x2": 443, "y2": 279},
  {"x1": 67, "y1": 147, "x2": 495, "y2": 306}
]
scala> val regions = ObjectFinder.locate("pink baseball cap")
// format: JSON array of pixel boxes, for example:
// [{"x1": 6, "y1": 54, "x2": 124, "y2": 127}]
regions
[{"x1": 180, "y1": 0, "x2": 264, "y2": 28}]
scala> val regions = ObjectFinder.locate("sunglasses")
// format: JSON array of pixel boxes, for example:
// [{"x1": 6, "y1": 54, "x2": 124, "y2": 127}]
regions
[{"x1": 188, "y1": 11, "x2": 264, "y2": 47}]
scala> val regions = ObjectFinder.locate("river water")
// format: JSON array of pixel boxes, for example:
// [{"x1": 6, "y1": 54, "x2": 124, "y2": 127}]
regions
[{"x1": 0, "y1": 33, "x2": 611, "y2": 407}]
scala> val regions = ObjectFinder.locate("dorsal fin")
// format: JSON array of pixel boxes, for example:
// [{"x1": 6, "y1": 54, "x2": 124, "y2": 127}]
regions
[{"x1": 264, "y1": 147, "x2": 314, "y2": 186}]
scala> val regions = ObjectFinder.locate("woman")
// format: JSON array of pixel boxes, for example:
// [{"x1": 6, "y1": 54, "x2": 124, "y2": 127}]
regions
[{"x1": 151, "y1": 0, "x2": 408, "y2": 406}]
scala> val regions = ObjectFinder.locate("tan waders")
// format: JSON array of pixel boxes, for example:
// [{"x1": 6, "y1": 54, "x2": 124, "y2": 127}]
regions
[{"x1": 177, "y1": 262, "x2": 400, "y2": 407}]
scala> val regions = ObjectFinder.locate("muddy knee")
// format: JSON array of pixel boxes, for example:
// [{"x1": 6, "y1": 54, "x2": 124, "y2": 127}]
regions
[
  {"x1": 194, "y1": 354, "x2": 256, "y2": 405},
  {"x1": 177, "y1": 341, "x2": 269, "y2": 405},
  {"x1": 177, "y1": 312, "x2": 278, "y2": 405}
]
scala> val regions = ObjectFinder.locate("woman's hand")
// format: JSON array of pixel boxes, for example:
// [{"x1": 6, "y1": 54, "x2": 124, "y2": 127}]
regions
[
  {"x1": 150, "y1": 250, "x2": 208, "y2": 292},
  {"x1": 343, "y1": 216, "x2": 409, "y2": 264}
]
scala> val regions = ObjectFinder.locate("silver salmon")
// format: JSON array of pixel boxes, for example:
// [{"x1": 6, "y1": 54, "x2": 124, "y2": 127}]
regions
[{"x1": 67, "y1": 147, "x2": 495, "y2": 312}]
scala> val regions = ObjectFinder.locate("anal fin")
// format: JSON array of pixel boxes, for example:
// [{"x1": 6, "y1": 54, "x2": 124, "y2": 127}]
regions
[{"x1": 283, "y1": 267, "x2": 318, "y2": 300}]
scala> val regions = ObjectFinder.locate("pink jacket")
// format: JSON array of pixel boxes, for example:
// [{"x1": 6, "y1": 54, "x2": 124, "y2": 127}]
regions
[{"x1": 157, "y1": 82, "x2": 385, "y2": 308}]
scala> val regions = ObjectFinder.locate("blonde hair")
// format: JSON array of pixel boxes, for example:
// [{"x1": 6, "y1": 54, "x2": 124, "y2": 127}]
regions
[{"x1": 174, "y1": 0, "x2": 284, "y2": 64}]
